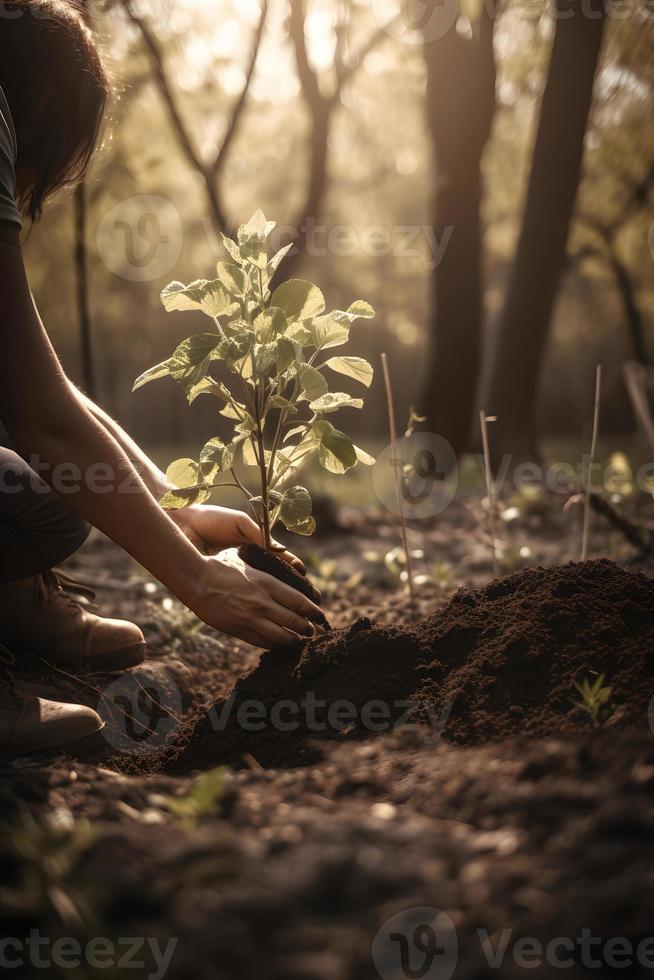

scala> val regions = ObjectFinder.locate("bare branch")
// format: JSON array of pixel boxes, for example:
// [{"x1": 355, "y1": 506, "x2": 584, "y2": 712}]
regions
[
  {"x1": 120, "y1": 0, "x2": 226, "y2": 230},
  {"x1": 212, "y1": 0, "x2": 269, "y2": 177}
]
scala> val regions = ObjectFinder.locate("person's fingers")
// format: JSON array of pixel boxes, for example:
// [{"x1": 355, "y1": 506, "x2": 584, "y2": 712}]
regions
[
  {"x1": 264, "y1": 600, "x2": 316, "y2": 637},
  {"x1": 264, "y1": 577, "x2": 328, "y2": 626},
  {"x1": 239, "y1": 621, "x2": 302, "y2": 649},
  {"x1": 238, "y1": 515, "x2": 265, "y2": 544},
  {"x1": 270, "y1": 539, "x2": 307, "y2": 575}
]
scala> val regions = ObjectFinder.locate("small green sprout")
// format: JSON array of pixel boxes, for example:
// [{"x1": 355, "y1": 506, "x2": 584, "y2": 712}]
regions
[
  {"x1": 134, "y1": 210, "x2": 376, "y2": 552},
  {"x1": 573, "y1": 672, "x2": 614, "y2": 729},
  {"x1": 152, "y1": 768, "x2": 226, "y2": 825}
]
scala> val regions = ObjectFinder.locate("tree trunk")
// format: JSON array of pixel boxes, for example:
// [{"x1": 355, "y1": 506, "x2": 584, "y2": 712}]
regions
[
  {"x1": 421, "y1": 17, "x2": 496, "y2": 455},
  {"x1": 282, "y1": 104, "x2": 332, "y2": 280},
  {"x1": 486, "y1": 0, "x2": 606, "y2": 460}
]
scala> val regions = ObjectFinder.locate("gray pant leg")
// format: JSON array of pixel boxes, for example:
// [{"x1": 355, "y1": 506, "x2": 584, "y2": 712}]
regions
[{"x1": 0, "y1": 424, "x2": 91, "y2": 584}]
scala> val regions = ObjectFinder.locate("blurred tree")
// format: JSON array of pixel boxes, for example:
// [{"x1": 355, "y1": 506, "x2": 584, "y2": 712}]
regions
[
  {"x1": 283, "y1": 0, "x2": 394, "y2": 274},
  {"x1": 421, "y1": 7, "x2": 496, "y2": 454},
  {"x1": 116, "y1": 0, "x2": 270, "y2": 233},
  {"x1": 575, "y1": 165, "x2": 654, "y2": 365},
  {"x1": 487, "y1": 0, "x2": 606, "y2": 460}
]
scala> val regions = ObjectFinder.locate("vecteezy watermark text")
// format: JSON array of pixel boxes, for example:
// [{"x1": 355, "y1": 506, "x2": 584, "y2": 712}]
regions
[
  {"x1": 373, "y1": 908, "x2": 654, "y2": 980},
  {"x1": 205, "y1": 692, "x2": 452, "y2": 740},
  {"x1": 0, "y1": 932, "x2": 177, "y2": 979}
]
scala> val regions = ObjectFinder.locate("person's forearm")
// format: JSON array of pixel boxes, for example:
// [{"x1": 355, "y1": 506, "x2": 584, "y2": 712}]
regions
[
  {"x1": 70, "y1": 383, "x2": 170, "y2": 499},
  {"x1": 21, "y1": 402, "x2": 206, "y2": 605},
  {"x1": 0, "y1": 250, "x2": 206, "y2": 606}
]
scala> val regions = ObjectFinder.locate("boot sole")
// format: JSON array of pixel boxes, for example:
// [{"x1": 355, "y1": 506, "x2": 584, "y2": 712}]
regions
[{"x1": 0, "y1": 720, "x2": 107, "y2": 759}]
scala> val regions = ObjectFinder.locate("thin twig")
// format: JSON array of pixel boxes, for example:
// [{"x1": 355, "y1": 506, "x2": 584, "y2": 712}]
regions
[
  {"x1": 381, "y1": 353, "x2": 415, "y2": 600},
  {"x1": 581, "y1": 364, "x2": 602, "y2": 561},
  {"x1": 479, "y1": 411, "x2": 499, "y2": 577}
]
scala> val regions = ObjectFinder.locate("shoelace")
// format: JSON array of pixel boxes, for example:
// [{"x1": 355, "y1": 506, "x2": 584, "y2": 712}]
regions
[
  {"x1": 0, "y1": 642, "x2": 21, "y2": 709},
  {"x1": 33, "y1": 569, "x2": 97, "y2": 614}
]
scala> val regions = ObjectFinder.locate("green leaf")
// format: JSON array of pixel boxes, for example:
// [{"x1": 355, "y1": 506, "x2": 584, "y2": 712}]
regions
[
  {"x1": 276, "y1": 337, "x2": 302, "y2": 373},
  {"x1": 309, "y1": 392, "x2": 364, "y2": 414},
  {"x1": 161, "y1": 279, "x2": 232, "y2": 318},
  {"x1": 133, "y1": 360, "x2": 175, "y2": 392},
  {"x1": 242, "y1": 438, "x2": 258, "y2": 466},
  {"x1": 298, "y1": 364, "x2": 328, "y2": 401},
  {"x1": 239, "y1": 238, "x2": 268, "y2": 269},
  {"x1": 199, "y1": 438, "x2": 234, "y2": 478},
  {"x1": 313, "y1": 420, "x2": 357, "y2": 474},
  {"x1": 355, "y1": 445, "x2": 376, "y2": 465},
  {"x1": 293, "y1": 515, "x2": 317, "y2": 535},
  {"x1": 239, "y1": 209, "x2": 275, "y2": 241},
  {"x1": 282, "y1": 425, "x2": 309, "y2": 448},
  {"x1": 135, "y1": 334, "x2": 222, "y2": 391},
  {"x1": 166, "y1": 458, "x2": 201, "y2": 489},
  {"x1": 221, "y1": 235, "x2": 244, "y2": 265},
  {"x1": 310, "y1": 316, "x2": 350, "y2": 350},
  {"x1": 216, "y1": 334, "x2": 253, "y2": 370},
  {"x1": 279, "y1": 485, "x2": 312, "y2": 527},
  {"x1": 284, "y1": 321, "x2": 314, "y2": 346},
  {"x1": 220, "y1": 400, "x2": 246, "y2": 420},
  {"x1": 160, "y1": 486, "x2": 211, "y2": 510},
  {"x1": 324, "y1": 356, "x2": 374, "y2": 388},
  {"x1": 185, "y1": 376, "x2": 221, "y2": 404},
  {"x1": 331, "y1": 301, "x2": 375, "y2": 323},
  {"x1": 252, "y1": 343, "x2": 277, "y2": 377},
  {"x1": 271, "y1": 280, "x2": 325, "y2": 323},
  {"x1": 254, "y1": 307, "x2": 287, "y2": 343},
  {"x1": 216, "y1": 262, "x2": 247, "y2": 296},
  {"x1": 268, "y1": 242, "x2": 293, "y2": 275}
]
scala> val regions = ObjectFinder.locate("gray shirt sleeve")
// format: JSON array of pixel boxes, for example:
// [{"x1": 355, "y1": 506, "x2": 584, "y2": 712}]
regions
[{"x1": 0, "y1": 85, "x2": 22, "y2": 228}]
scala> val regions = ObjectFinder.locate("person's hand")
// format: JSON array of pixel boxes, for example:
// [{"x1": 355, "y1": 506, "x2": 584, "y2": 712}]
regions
[
  {"x1": 187, "y1": 549, "x2": 327, "y2": 649},
  {"x1": 171, "y1": 504, "x2": 306, "y2": 573}
]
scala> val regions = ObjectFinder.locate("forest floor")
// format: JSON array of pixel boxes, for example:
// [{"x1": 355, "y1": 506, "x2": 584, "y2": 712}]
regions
[{"x1": 2, "y1": 490, "x2": 654, "y2": 980}]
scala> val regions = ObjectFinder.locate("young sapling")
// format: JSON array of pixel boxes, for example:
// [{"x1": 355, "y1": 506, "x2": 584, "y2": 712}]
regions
[{"x1": 134, "y1": 211, "x2": 376, "y2": 568}]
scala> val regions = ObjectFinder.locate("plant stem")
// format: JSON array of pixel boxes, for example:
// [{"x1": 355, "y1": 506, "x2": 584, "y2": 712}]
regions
[
  {"x1": 255, "y1": 424, "x2": 273, "y2": 552},
  {"x1": 479, "y1": 410, "x2": 499, "y2": 577},
  {"x1": 581, "y1": 364, "x2": 602, "y2": 562},
  {"x1": 381, "y1": 352, "x2": 415, "y2": 601}
]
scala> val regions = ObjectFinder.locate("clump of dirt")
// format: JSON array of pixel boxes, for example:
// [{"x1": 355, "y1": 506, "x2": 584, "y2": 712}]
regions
[
  {"x1": 238, "y1": 543, "x2": 318, "y2": 603},
  {"x1": 169, "y1": 560, "x2": 654, "y2": 772}
]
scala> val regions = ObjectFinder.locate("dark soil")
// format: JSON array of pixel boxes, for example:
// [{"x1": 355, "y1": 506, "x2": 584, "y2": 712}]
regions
[
  {"x1": 238, "y1": 541, "x2": 318, "y2": 602},
  {"x1": 169, "y1": 559, "x2": 654, "y2": 772},
  {"x1": 4, "y1": 500, "x2": 654, "y2": 980}
]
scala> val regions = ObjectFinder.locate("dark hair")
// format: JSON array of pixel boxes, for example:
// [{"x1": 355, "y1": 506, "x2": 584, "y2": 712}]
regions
[{"x1": 0, "y1": 0, "x2": 109, "y2": 221}]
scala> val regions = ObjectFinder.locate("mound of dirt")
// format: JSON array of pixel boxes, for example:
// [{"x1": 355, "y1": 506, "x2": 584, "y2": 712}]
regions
[{"x1": 169, "y1": 560, "x2": 654, "y2": 772}]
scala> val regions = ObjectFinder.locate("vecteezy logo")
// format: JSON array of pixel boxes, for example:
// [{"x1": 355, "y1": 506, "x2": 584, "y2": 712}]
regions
[
  {"x1": 95, "y1": 195, "x2": 183, "y2": 282},
  {"x1": 370, "y1": 0, "x2": 460, "y2": 45},
  {"x1": 372, "y1": 907, "x2": 459, "y2": 980},
  {"x1": 373, "y1": 432, "x2": 458, "y2": 519},
  {"x1": 97, "y1": 668, "x2": 182, "y2": 755}
]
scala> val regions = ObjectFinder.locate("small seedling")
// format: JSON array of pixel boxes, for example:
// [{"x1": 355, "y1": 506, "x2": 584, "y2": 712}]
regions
[
  {"x1": 152, "y1": 768, "x2": 226, "y2": 825},
  {"x1": 573, "y1": 672, "x2": 614, "y2": 729},
  {"x1": 134, "y1": 211, "x2": 375, "y2": 552}
]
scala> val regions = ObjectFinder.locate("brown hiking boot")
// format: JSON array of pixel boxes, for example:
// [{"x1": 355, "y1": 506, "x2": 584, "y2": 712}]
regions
[
  {"x1": 0, "y1": 570, "x2": 147, "y2": 673},
  {"x1": 0, "y1": 646, "x2": 104, "y2": 754}
]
